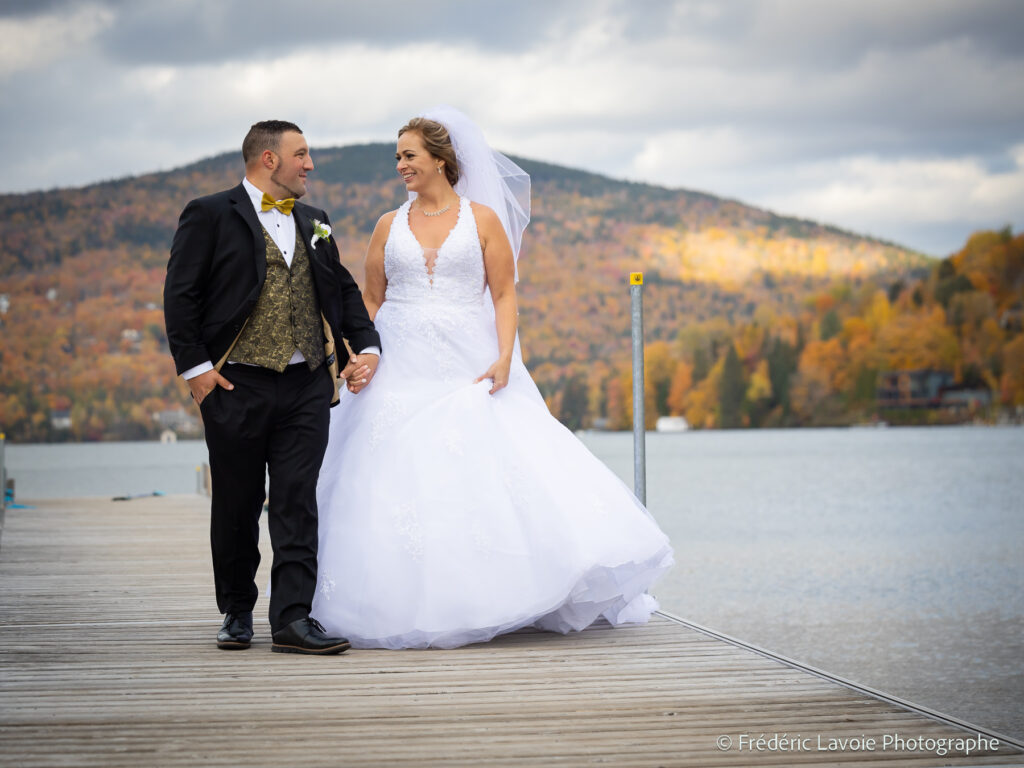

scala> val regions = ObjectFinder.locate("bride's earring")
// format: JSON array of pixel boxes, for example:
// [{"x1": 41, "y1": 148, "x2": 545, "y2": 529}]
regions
[{"x1": 436, "y1": 165, "x2": 442, "y2": 175}]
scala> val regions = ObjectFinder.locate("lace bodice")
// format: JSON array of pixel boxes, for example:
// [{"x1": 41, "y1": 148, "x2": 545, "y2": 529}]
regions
[{"x1": 384, "y1": 197, "x2": 486, "y2": 305}]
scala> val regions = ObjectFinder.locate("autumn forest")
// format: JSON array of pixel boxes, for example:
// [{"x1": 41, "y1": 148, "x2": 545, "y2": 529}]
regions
[{"x1": 0, "y1": 144, "x2": 1021, "y2": 442}]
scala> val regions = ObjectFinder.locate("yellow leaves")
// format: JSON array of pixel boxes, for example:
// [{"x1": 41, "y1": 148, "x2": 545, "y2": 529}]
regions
[
  {"x1": 633, "y1": 218, "x2": 928, "y2": 288},
  {"x1": 841, "y1": 315, "x2": 869, "y2": 341},
  {"x1": 2, "y1": 157, "x2": 1022, "y2": 440},
  {"x1": 876, "y1": 305, "x2": 960, "y2": 371},
  {"x1": 684, "y1": 354, "x2": 725, "y2": 430},
  {"x1": 950, "y1": 291, "x2": 996, "y2": 332},
  {"x1": 645, "y1": 341, "x2": 676, "y2": 383},
  {"x1": 797, "y1": 338, "x2": 848, "y2": 395},
  {"x1": 948, "y1": 230, "x2": 1024, "y2": 312},
  {"x1": 733, "y1": 323, "x2": 766, "y2": 363},
  {"x1": 0, "y1": 394, "x2": 28, "y2": 425},
  {"x1": 746, "y1": 359, "x2": 772, "y2": 402},
  {"x1": 842, "y1": 316, "x2": 880, "y2": 372},
  {"x1": 977, "y1": 317, "x2": 1004, "y2": 362},
  {"x1": 814, "y1": 293, "x2": 836, "y2": 314},
  {"x1": 667, "y1": 361, "x2": 693, "y2": 416},
  {"x1": 811, "y1": 245, "x2": 830, "y2": 275},
  {"x1": 1000, "y1": 335, "x2": 1024, "y2": 407},
  {"x1": 865, "y1": 290, "x2": 892, "y2": 331},
  {"x1": 965, "y1": 269, "x2": 991, "y2": 294},
  {"x1": 790, "y1": 366, "x2": 832, "y2": 421},
  {"x1": 605, "y1": 369, "x2": 631, "y2": 431}
]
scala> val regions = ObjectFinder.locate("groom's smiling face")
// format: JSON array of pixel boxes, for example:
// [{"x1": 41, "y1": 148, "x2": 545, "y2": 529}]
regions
[{"x1": 269, "y1": 130, "x2": 314, "y2": 199}]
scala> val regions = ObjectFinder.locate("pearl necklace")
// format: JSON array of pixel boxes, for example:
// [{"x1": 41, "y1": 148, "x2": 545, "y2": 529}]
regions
[{"x1": 418, "y1": 199, "x2": 455, "y2": 217}]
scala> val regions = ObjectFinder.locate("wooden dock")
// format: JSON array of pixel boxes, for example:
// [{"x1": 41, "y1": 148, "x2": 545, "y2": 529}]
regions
[{"x1": 1, "y1": 495, "x2": 1021, "y2": 767}]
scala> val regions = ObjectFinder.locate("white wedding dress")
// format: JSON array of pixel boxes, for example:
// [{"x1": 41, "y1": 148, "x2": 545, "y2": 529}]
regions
[{"x1": 312, "y1": 197, "x2": 674, "y2": 649}]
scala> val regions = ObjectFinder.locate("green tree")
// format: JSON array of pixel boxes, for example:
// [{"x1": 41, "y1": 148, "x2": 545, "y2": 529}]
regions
[
  {"x1": 559, "y1": 374, "x2": 588, "y2": 431},
  {"x1": 718, "y1": 345, "x2": 745, "y2": 428},
  {"x1": 767, "y1": 337, "x2": 797, "y2": 414},
  {"x1": 692, "y1": 347, "x2": 710, "y2": 384},
  {"x1": 935, "y1": 273, "x2": 974, "y2": 308},
  {"x1": 820, "y1": 309, "x2": 841, "y2": 341}
]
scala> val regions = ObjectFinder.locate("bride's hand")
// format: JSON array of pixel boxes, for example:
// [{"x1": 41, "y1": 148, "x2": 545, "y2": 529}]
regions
[
  {"x1": 341, "y1": 353, "x2": 379, "y2": 395},
  {"x1": 475, "y1": 358, "x2": 511, "y2": 395}
]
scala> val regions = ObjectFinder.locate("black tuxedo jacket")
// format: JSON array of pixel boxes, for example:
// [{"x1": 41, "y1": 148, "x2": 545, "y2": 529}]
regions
[{"x1": 164, "y1": 183, "x2": 380, "y2": 379}]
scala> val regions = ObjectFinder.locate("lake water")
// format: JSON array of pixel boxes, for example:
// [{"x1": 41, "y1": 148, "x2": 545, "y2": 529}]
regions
[{"x1": 4, "y1": 426, "x2": 1022, "y2": 739}]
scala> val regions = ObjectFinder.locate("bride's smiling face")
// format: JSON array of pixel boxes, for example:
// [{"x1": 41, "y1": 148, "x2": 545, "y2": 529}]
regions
[{"x1": 396, "y1": 131, "x2": 440, "y2": 192}]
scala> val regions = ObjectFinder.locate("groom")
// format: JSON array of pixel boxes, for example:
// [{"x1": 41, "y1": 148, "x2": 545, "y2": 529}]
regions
[{"x1": 164, "y1": 120, "x2": 380, "y2": 654}]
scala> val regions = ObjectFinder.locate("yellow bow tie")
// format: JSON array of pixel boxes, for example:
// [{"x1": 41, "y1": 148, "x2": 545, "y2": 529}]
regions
[{"x1": 260, "y1": 192, "x2": 294, "y2": 215}]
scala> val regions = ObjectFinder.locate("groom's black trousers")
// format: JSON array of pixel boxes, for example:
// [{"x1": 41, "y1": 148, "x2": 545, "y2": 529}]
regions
[{"x1": 200, "y1": 361, "x2": 333, "y2": 633}]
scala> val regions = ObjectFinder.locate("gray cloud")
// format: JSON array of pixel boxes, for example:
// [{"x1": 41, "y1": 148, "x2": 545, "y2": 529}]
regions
[
  {"x1": 1, "y1": 0, "x2": 1022, "y2": 255},
  {"x1": 0, "y1": 0, "x2": 81, "y2": 17},
  {"x1": 621, "y1": 0, "x2": 1024, "y2": 68},
  {"x1": 77, "y1": 0, "x2": 588, "y2": 64}
]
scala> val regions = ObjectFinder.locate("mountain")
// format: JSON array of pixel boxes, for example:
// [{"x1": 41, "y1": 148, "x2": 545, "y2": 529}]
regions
[
  {"x1": 0, "y1": 142, "x2": 926, "y2": 279},
  {"x1": 6, "y1": 142, "x2": 1015, "y2": 442}
]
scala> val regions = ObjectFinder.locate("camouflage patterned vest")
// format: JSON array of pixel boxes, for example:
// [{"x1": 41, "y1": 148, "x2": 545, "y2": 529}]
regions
[{"x1": 229, "y1": 228, "x2": 325, "y2": 372}]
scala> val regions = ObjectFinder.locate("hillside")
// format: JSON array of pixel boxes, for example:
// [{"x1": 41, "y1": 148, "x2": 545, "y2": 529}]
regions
[{"x1": 4, "y1": 143, "x2": 1019, "y2": 441}]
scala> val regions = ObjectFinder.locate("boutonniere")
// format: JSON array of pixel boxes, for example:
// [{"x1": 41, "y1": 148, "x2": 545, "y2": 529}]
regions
[{"x1": 311, "y1": 219, "x2": 332, "y2": 247}]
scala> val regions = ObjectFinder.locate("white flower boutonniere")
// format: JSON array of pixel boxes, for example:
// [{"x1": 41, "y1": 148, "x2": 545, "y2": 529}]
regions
[{"x1": 311, "y1": 219, "x2": 332, "y2": 247}]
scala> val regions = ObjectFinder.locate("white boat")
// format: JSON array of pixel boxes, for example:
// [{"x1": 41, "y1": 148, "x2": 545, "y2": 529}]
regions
[{"x1": 655, "y1": 416, "x2": 689, "y2": 433}]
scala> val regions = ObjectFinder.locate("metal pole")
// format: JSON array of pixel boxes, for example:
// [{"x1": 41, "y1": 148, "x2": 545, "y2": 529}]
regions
[
  {"x1": 0, "y1": 431, "x2": 6, "y2": 512},
  {"x1": 0, "y1": 432, "x2": 5, "y2": 551},
  {"x1": 630, "y1": 272, "x2": 646, "y2": 504}
]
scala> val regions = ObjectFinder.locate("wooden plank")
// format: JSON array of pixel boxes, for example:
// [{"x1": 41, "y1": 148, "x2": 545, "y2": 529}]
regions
[{"x1": 0, "y1": 496, "x2": 1021, "y2": 767}]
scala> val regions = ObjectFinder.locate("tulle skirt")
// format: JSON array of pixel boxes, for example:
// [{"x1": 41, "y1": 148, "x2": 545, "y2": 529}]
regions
[{"x1": 312, "y1": 298, "x2": 674, "y2": 649}]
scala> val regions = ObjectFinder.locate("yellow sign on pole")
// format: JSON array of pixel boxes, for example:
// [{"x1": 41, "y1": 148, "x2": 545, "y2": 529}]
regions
[{"x1": 629, "y1": 272, "x2": 643, "y2": 285}]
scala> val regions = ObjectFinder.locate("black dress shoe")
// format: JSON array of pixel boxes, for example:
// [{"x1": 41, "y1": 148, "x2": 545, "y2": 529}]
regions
[
  {"x1": 217, "y1": 611, "x2": 254, "y2": 650},
  {"x1": 271, "y1": 617, "x2": 350, "y2": 655}
]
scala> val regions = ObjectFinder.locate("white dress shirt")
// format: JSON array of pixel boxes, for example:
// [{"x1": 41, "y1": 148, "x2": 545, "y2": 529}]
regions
[{"x1": 181, "y1": 178, "x2": 378, "y2": 380}]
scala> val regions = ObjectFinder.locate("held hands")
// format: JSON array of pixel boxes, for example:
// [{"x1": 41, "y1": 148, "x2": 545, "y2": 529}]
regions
[
  {"x1": 475, "y1": 357, "x2": 512, "y2": 395},
  {"x1": 340, "y1": 353, "x2": 380, "y2": 394},
  {"x1": 188, "y1": 369, "x2": 234, "y2": 405}
]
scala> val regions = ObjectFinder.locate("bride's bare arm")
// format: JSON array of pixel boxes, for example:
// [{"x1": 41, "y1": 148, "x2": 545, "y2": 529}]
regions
[
  {"x1": 363, "y1": 211, "x2": 394, "y2": 321},
  {"x1": 474, "y1": 202, "x2": 517, "y2": 395},
  {"x1": 340, "y1": 212, "x2": 394, "y2": 395}
]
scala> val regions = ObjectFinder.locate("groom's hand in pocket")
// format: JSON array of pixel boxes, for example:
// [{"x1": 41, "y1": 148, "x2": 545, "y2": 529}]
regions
[
  {"x1": 188, "y1": 369, "x2": 234, "y2": 405},
  {"x1": 341, "y1": 353, "x2": 379, "y2": 394}
]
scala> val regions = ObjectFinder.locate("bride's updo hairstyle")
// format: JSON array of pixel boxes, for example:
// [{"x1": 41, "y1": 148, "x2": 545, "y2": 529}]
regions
[{"x1": 399, "y1": 118, "x2": 460, "y2": 187}]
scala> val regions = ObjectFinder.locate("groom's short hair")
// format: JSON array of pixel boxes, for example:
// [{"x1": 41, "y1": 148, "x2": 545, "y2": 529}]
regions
[{"x1": 243, "y1": 120, "x2": 303, "y2": 165}]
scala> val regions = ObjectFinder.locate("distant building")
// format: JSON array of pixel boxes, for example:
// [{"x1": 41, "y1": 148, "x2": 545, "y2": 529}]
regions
[
  {"x1": 1000, "y1": 305, "x2": 1023, "y2": 331},
  {"x1": 876, "y1": 369, "x2": 954, "y2": 409},
  {"x1": 51, "y1": 409, "x2": 72, "y2": 430},
  {"x1": 940, "y1": 388, "x2": 992, "y2": 412},
  {"x1": 153, "y1": 408, "x2": 201, "y2": 435},
  {"x1": 121, "y1": 328, "x2": 142, "y2": 354}
]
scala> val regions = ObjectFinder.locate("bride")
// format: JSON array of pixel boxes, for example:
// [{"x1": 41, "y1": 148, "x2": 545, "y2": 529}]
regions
[{"x1": 312, "y1": 106, "x2": 673, "y2": 649}]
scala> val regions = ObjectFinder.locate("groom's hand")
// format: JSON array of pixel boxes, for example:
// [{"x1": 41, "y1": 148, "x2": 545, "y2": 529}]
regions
[
  {"x1": 340, "y1": 353, "x2": 379, "y2": 394},
  {"x1": 188, "y1": 369, "x2": 234, "y2": 405}
]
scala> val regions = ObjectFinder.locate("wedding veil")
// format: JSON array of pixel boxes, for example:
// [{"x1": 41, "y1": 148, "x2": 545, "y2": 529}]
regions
[{"x1": 411, "y1": 105, "x2": 531, "y2": 280}]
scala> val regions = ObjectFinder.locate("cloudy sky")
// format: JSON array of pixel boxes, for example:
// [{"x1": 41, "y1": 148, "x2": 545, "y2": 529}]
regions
[{"x1": 1, "y1": 0, "x2": 1022, "y2": 256}]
